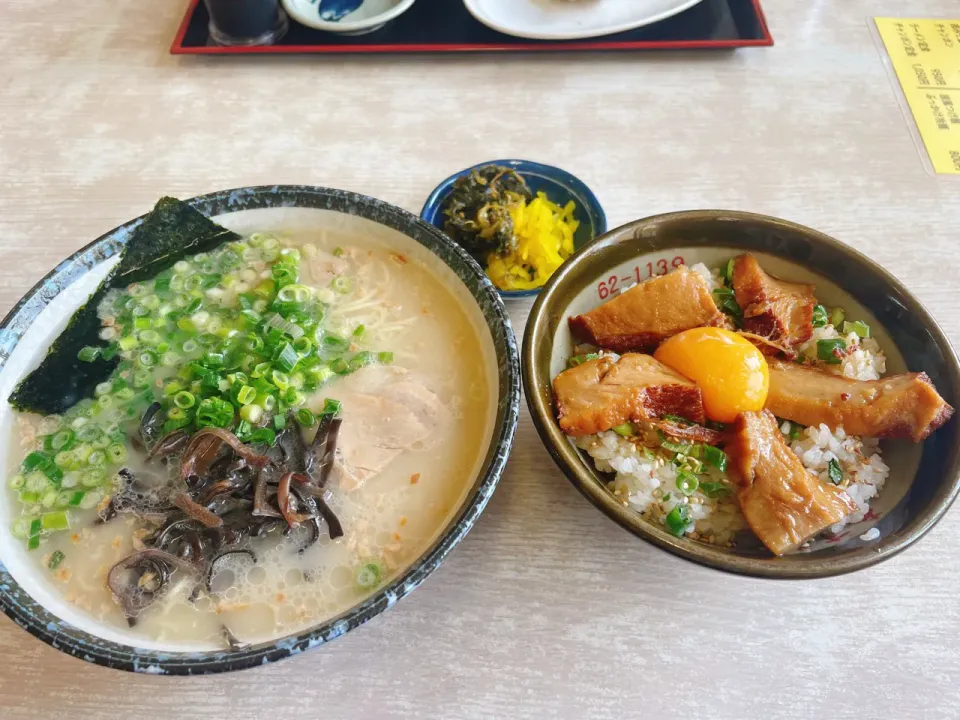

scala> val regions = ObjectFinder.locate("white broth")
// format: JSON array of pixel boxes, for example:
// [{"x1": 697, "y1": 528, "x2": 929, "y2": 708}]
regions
[{"x1": 5, "y1": 227, "x2": 494, "y2": 648}]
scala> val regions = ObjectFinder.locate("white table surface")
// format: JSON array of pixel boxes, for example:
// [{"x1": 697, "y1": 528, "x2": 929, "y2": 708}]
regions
[{"x1": 1, "y1": 1, "x2": 959, "y2": 718}]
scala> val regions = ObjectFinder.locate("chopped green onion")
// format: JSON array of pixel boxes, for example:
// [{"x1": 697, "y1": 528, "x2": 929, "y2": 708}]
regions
[
  {"x1": 277, "y1": 284, "x2": 312, "y2": 304},
  {"x1": 107, "y1": 444, "x2": 127, "y2": 463},
  {"x1": 712, "y1": 287, "x2": 743, "y2": 321},
  {"x1": 817, "y1": 338, "x2": 846, "y2": 364},
  {"x1": 174, "y1": 391, "x2": 196, "y2": 409},
  {"x1": 293, "y1": 336, "x2": 313, "y2": 355},
  {"x1": 264, "y1": 313, "x2": 305, "y2": 340},
  {"x1": 355, "y1": 562, "x2": 382, "y2": 589},
  {"x1": 48, "y1": 550, "x2": 65, "y2": 570},
  {"x1": 348, "y1": 351, "x2": 375, "y2": 372},
  {"x1": 332, "y1": 277, "x2": 353, "y2": 294},
  {"x1": 77, "y1": 346, "x2": 100, "y2": 363},
  {"x1": 51, "y1": 430, "x2": 75, "y2": 451},
  {"x1": 723, "y1": 258, "x2": 736, "y2": 284},
  {"x1": 236, "y1": 385, "x2": 257, "y2": 406},
  {"x1": 118, "y1": 335, "x2": 138, "y2": 352},
  {"x1": 352, "y1": 325, "x2": 365, "y2": 338},
  {"x1": 27, "y1": 517, "x2": 42, "y2": 550},
  {"x1": 675, "y1": 470, "x2": 699, "y2": 496},
  {"x1": 842, "y1": 320, "x2": 870, "y2": 338},
  {"x1": 54, "y1": 450, "x2": 77, "y2": 469},
  {"x1": 22, "y1": 451, "x2": 53, "y2": 472},
  {"x1": 332, "y1": 247, "x2": 344, "y2": 257},
  {"x1": 271, "y1": 370, "x2": 291, "y2": 391},
  {"x1": 196, "y1": 397, "x2": 234, "y2": 428},
  {"x1": 660, "y1": 435, "x2": 693, "y2": 455},
  {"x1": 664, "y1": 505, "x2": 692, "y2": 537},
  {"x1": 247, "y1": 428, "x2": 276, "y2": 445},
  {"x1": 239, "y1": 403, "x2": 263, "y2": 424},
  {"x1": 812, "y1": 304, "x2": 828, "y2": 328},
  {"x1": 330, "y1": 358, "x2": 349, "y2": 375},
  {"x1": 273, "y1": 414, "x2": 286, "y2": 430},
  {"x1": 275, "y1": 343, "x2": 299, "y2": 373},
  {"x1": 567, "y1": 353, "x2": 601, "y2": 368},
  {"x1": 827, "y1": 458, "x2": 843, "y2": 485},
  {"x1": 321, "y1": 398, "x2": 342, "y2": 417},
  {"x1": 612, "y1": 423, "x2": 635, "y2": 437},
  {"x1": 41, "y1": 510, "x2": 69, "y2": 531},
  {"x1": 11, "y1": 516, "x2": 34, "y2": 539},
  {"x1": 9, "y1": 474, "x2": 25, "y2": 490},
  {"x1": 295, "y1": 408, "x2": 316, "y2": 427},
  {"x1": 700, "y1": 481, "x2": 732, "y2": 499},
  {"x1": 702, "y1": 445, "x2": 728, "y2": 472},
  {"x1": 829, "y1": 307, "x2": 845, "y2": 328},
  {"x1": 308, "y1": 366, "x2": 335, "y2": 386},
  {"x1": 377, "y1": 351, "x2": 394, "y2": 364}
]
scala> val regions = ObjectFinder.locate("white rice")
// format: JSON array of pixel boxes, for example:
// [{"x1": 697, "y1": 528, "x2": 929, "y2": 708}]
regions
[
  {"x1": 690, "y1": 262, "x2": 723, "y2": 291},
  {"x1": 576, "y1": 421, "x2": 889, "y2": 544},
  {"x1": 796, "y1": 325, "x2": 886, "y2": 381}
]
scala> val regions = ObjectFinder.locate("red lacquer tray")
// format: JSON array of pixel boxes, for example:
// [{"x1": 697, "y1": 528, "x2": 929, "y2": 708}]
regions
[{"x1": 171, "y1": 0, "x2": 772, "y2": 55}]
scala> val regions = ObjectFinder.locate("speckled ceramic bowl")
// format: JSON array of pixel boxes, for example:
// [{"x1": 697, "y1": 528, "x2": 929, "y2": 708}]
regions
[
  {"x1": 421, "y1": 159, "x2": 607, "y2": 300},
  {"x1": 523, "y1": 210, "x2": 960, "y2": 579},
  {"x1": 0, "y1": 186, "x2": 520, "y2": 673}
]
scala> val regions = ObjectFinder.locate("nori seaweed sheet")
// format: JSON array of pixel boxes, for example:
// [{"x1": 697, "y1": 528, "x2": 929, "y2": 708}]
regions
[{"x1": 9, "y1": 197, "x2": 240, "y2": 415}]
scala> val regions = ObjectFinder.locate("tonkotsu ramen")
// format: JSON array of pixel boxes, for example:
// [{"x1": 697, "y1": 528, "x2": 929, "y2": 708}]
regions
[{"x1": 5, "y1": 198, "x2": 495, "y2": 648}]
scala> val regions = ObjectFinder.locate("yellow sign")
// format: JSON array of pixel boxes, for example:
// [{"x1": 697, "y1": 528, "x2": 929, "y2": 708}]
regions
[{"x1": 875, "y1": 18, "x2": 960, "y2": 174}]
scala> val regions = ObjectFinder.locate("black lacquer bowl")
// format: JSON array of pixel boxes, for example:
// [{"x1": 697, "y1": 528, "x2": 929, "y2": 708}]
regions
[{"x1": 0, "y1": 186, "x2": 520, "y2": 673}]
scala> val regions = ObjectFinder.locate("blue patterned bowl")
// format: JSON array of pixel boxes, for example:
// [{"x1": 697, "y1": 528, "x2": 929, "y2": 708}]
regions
[
  {"x1": 282, "y1": 0, "x2": 416, "y2": 35},
  {"x1": 0, "y1": 186, "x2": 520, "y2": 673},
  {"x1": 421, "y1": 160, "x2": 607, "y2": 299}
]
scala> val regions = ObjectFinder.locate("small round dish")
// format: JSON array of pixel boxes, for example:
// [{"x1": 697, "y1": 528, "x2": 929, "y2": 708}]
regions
[
  {"x1": 0, "y1": 185, "x2": 520, "y2": 673},
  {"x1": 421, "y1": 159, "x2": 606, "y2": 300},
  {"x1": 281, "y1": 0, "x2": 415, "y2": 35},
  {"x1": 523, "y1": 210, "x2": 960, "y2": 579}
]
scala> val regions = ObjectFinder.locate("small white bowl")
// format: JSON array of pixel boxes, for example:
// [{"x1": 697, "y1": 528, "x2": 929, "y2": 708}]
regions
[{"x1": 282, "y1": 0, "x2": 416, "y2": 35}]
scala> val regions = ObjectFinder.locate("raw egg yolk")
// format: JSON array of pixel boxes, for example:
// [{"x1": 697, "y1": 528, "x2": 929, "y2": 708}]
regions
[{"x1": 654, "y1": 327, "x2": 769, "y2": 423}]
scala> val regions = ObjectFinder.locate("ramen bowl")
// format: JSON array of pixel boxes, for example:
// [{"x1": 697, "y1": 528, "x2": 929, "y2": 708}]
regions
[
  {"x1": 523, "y1": 209, "x2": 960, "y2": 579},
  {"x1": 0, "y1": 185, "x2": 520, "y2": 673}
]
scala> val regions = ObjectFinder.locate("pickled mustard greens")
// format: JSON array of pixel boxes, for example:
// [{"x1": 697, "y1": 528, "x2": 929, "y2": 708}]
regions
[
  {"x1": 441, "y1": 165, "x2": 580, "y2": 293},
  {"x1": 442, "y1": 165, "x2": 532, "y2": 257}
]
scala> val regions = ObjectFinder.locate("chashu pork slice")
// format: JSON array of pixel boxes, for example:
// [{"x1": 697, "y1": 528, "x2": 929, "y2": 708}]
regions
[
  {"x1": 732, "y1": 253, "x2": 816, "y2": 352},
  {"x1": 731, "y1": 410, "x2": 857, "y2": 555},
  {"x1": 766, "y1": 360, "x2": 954, "y2": 443},
  {"x1": 553, "y1": 353, "x2": 706, "y2": 436},
  {"x1": 310, "y1": 365, "x2": 449, "y2": 491},
  {"x1": 568, "y1": 266, "x2": 727, "y2": 352}
]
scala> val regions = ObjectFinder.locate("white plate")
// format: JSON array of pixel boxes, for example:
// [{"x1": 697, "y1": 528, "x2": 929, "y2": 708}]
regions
[{"x1": 462, "y1": 0, "x2": 706, "y2": 41}]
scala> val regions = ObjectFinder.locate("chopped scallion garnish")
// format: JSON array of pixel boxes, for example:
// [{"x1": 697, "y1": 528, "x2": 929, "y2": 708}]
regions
[
  {"x1": 812, "y1": 304, "x2": 828, "y2": 328},
  {"x1": 817, "y1": 338, "x2": 846, "y2": 364},
  {"x1": 827, "y1": 458, "x2": 843, "y2": 485}
]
